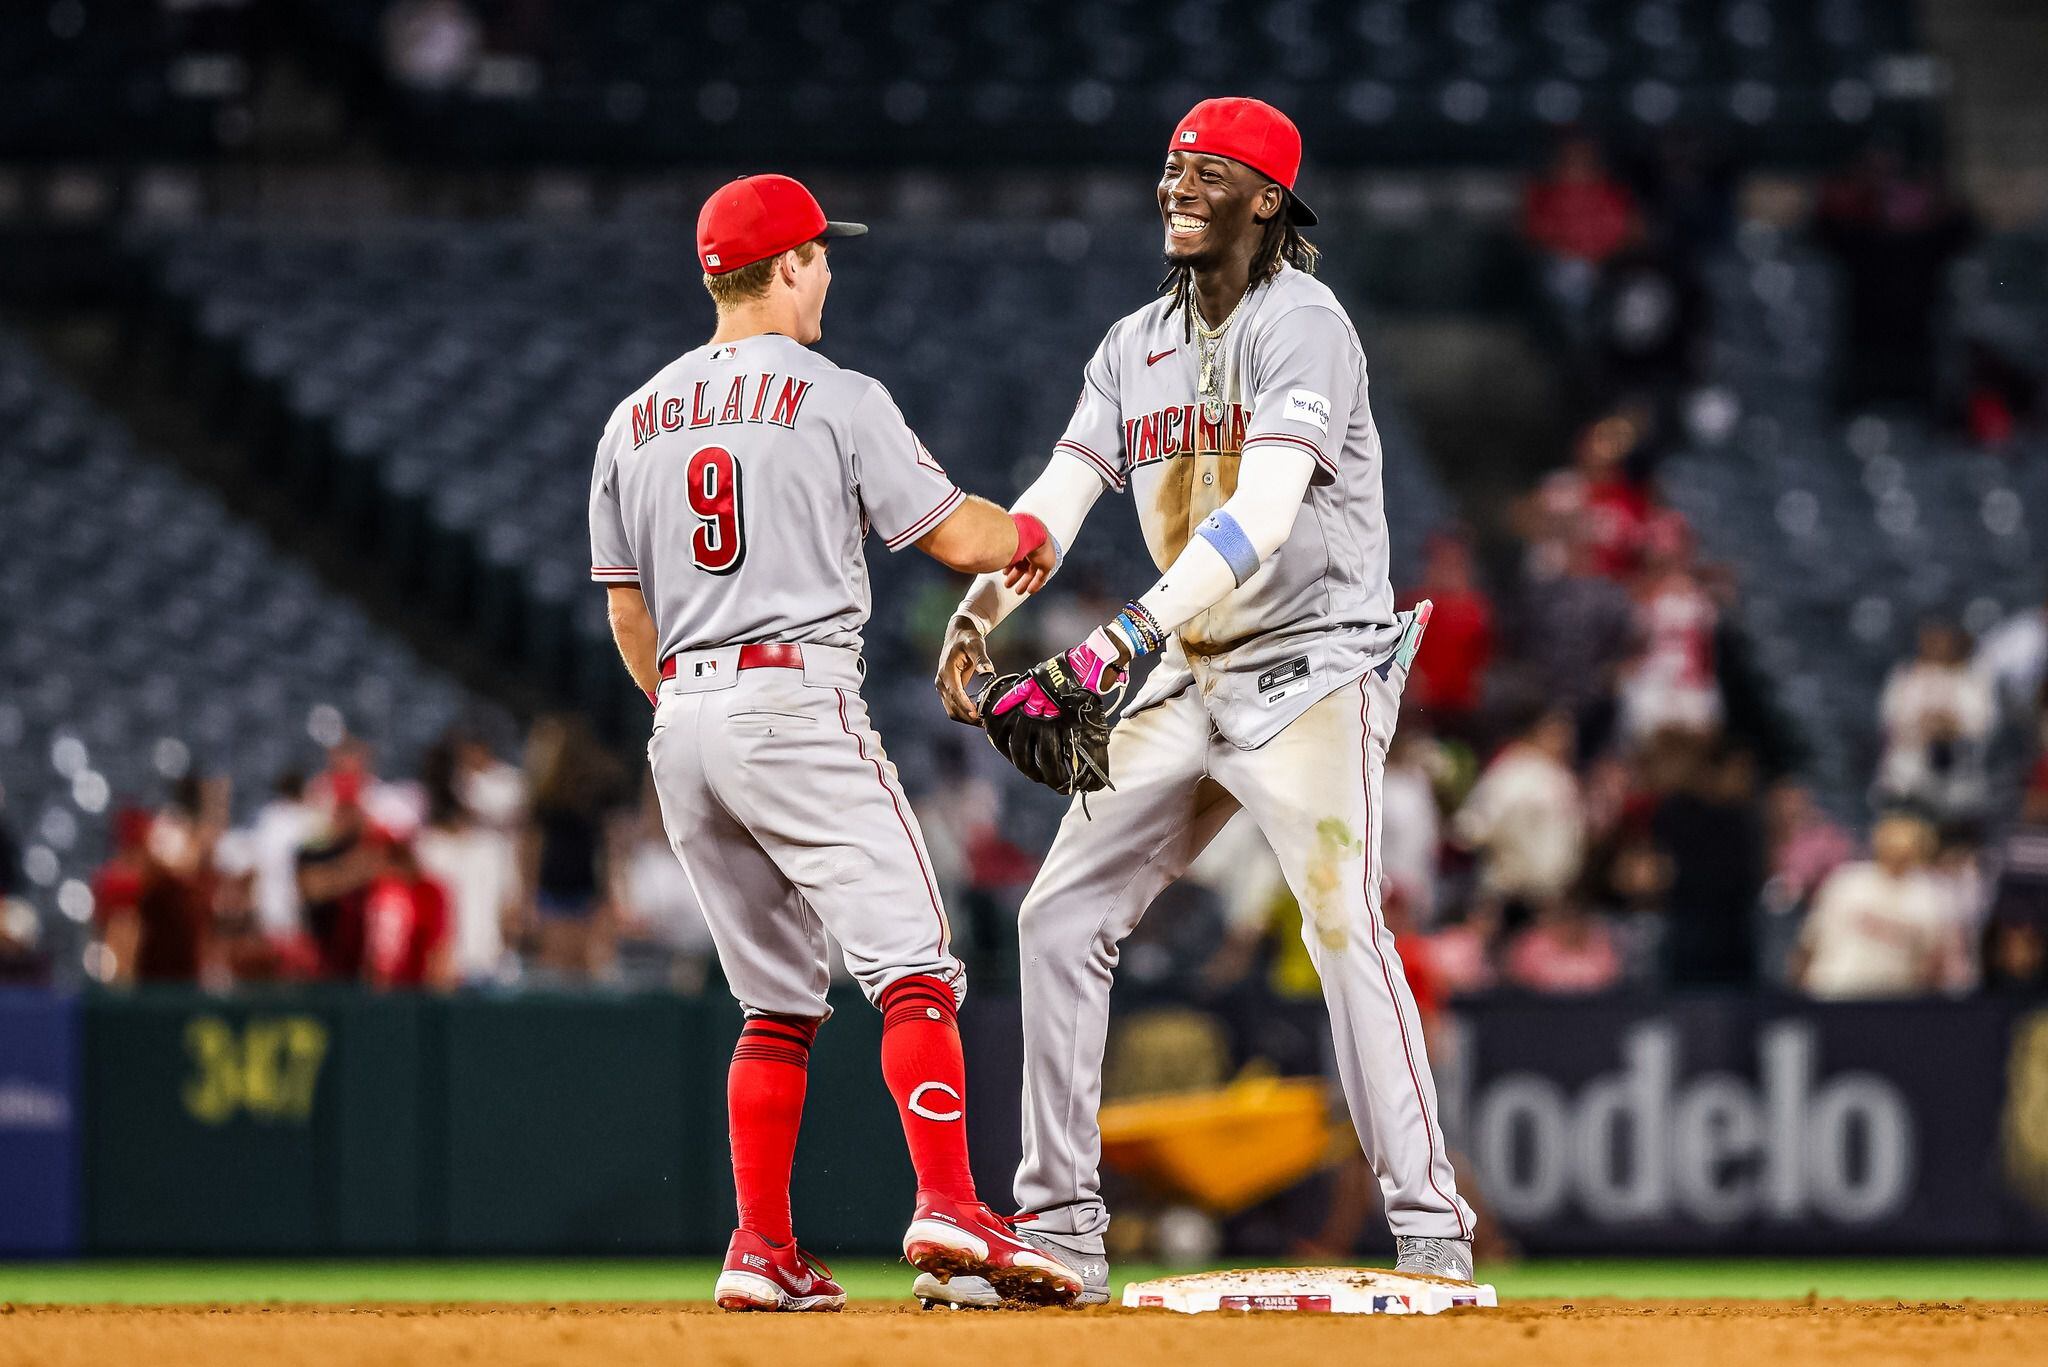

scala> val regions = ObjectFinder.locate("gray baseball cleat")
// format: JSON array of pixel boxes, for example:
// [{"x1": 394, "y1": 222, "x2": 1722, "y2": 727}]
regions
[
  {"x1": 1394, "y1": 1235, "x2": 1475, "y2": 1283},
  {"x1": 912, "y1": 1272, "x2": 1000, "y2": 1310},
  {"x1": 914, "y1": 1227, "x2": 1111, "y2": 1309}
]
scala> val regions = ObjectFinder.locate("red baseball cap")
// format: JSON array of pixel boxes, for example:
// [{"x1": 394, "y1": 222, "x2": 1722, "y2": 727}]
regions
[
  {"x1": 696, "y1": 173, "x2": 867, "y2": 275},
  {"x1": 1170, "y1": 97, "x2": 1317, "y2": 226}
]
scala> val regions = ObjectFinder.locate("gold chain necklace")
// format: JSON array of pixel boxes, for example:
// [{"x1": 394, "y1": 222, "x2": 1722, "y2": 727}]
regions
[{"x1": 1193, "y1": 282, "x2": 1252, "y2": 425}]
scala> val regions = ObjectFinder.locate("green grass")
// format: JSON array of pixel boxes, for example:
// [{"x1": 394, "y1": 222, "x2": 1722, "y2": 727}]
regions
[{"x1": 1, "y1": 1258, "x2": 2044, "y2": 1306}]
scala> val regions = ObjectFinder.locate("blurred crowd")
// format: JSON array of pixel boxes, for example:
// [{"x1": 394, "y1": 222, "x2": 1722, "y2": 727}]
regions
[{"x1": 10, "y1": 718, "x2": 714, "y2": 994}]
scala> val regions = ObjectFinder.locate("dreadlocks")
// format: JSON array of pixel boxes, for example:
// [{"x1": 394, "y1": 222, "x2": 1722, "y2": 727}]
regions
[{"x1": 1160, "y1": 206, "x2": 1321, "y2": 339}]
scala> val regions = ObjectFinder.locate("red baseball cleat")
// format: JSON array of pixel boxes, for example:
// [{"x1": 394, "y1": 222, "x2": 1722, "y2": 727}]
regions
[
  {"x1": 902, "y1": 1194, "x2": 1083, "y2": 1307},
  {"x1": 714, "y1": 1229, "x2": 847, "y2": 1312}
]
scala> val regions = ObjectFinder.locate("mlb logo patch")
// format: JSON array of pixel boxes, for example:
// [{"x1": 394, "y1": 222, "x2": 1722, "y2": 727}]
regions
[
  {"x1": 693, "y1": 660, "x2": 720, "y2": 678},
  {"x1": 1179, "y1": 130, "x2": 1197, "y2": 142},
  {"x1": 705, "y1": 252, "x2": 721, "y2": 267}
]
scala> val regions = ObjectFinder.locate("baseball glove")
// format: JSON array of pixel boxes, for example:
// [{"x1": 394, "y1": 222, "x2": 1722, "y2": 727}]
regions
[{"x1": 976, "y1": 663, "x2": 1115, "y2": 798}]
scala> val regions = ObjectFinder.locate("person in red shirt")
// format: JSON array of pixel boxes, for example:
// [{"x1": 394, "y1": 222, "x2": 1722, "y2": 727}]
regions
[
  {"x1": 1401, "y1": 529, "x2": 1495, "y2": 739},
  {"x1": 1523, "y1": 133, "x2": 1640, "y2": 268},
  {"x1": 363, "y1": 834, "x2": 455, "y2": 990}
]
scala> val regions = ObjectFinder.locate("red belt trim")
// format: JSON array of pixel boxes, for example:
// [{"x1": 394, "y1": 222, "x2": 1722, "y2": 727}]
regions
[{"x1": 659, "y1": 643, "x2": 804, "y2": 679}]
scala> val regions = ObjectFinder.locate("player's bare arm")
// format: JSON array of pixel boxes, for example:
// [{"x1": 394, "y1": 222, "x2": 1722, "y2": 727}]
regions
[
  {"x1": 605, "y1": 584, "x2": 660, "y2": 702},
  {"x1": 914, "y1": 494, "x2": 1058, "y2": 583}
]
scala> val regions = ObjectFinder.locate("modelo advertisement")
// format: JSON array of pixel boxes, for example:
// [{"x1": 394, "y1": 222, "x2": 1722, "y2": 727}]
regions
[{"x1": 1447, "y1": 997, "x2": 2048, "y2": 1253}]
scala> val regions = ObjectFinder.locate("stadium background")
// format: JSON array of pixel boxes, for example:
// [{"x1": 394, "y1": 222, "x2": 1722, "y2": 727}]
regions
[{"x1": 2, "y1": 0, "x2": 2048, "y2": 1313}]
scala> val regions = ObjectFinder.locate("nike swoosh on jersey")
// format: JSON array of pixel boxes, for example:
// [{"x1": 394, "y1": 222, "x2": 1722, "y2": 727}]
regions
[{"x1": 1146, "y1": 348, "x2": 1175, "y2": 366}]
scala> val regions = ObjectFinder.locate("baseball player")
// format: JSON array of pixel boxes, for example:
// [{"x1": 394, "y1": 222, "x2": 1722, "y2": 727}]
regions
[
  {"x1": 922, "y1": 99, "x2": 1476, "y2": 1308},
  {"x1": 592, "y1": 173, "x2": 1079, "y2": 1312}
]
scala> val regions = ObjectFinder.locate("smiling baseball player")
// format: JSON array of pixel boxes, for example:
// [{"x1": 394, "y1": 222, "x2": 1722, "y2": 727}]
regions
[
  {"x1": 594, "y1": 173, "x2": 1078, "y2": 1312},
  {"x1": 924, "y1": 99, "x2": 1476, "y2": 1307}
]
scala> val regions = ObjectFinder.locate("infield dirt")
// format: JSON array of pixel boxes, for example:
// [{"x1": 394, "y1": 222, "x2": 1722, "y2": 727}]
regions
[{"x1": 4, "y1": 1299, "x2": 2047, "y2": 1367}]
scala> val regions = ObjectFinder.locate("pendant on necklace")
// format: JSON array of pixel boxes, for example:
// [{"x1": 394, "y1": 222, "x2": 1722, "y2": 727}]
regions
[{"x1": 1201, "y1": 391, "x2": 1225, "y2": 424}]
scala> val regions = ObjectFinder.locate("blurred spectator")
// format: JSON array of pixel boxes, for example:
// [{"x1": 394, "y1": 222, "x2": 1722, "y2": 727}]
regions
[
  {"x1": 0, "y1": 784, "x2": 44, "y2": 984},
  {"x1": 1761, "y1": 781, "x2": 1854, "y2": 918},
  {"x1": 1961, "y1": 340, "x2": 2040, "y2": 452},
  {"x1": 451, "y1": 727, "x2": 527, "y2": 831},
  {"x1": 1522, "y1": 133, "x2": 1641, "y2": 324},
  {"x1": 1814, "y1": 145, "x2": 1976, "y2": 412},
  {"x1": 1421, "y1": 902, "x2": 1500, "y2": 998},
  {"x1": 90, "y1": 808, "x2": 152, "y2": 984},
  {"x1": 1876, "y1": 619, "x2": 1994, "y2": 821},
  {"x1": 1379, "y1": 728, "x2": 1442, "y2": 929},
  {"x1": 414, "y1": 742, "x2": 521, "y2": 986},
  {"x1": 296, "y1": 772, "x2": 379, "y2": 980},
  {"x1": 245, "y1": 770, "x2": 316, "y2": 940},
  {"x1": 93, "y1": 778, "x2": 228, "y2": 986},
  {"x1": 1982, "y1": 777, "x2": 2048, "y2": 991},
  {"x1": 1502, "y1": 902, "x2": 1623, "y2": 995},
  {"x1": 1587, "y1": 218, "x2": 1707, "y2": 403},
  {"x1": 1515, "y1": 532, "x2": 1637, "y2": 760},
  {"x1": 1518, "y1": 410, "x2": 1655, "y2": 582},
  {"x1": 1972, "y1": 590, "x2": 2048, "y2": 721},
  {"x1": 1794, "y1": 811, "x2": 1965, "y2": 999},
  {"x1": 1451, "y1": 707, "x2": 1586, "y2": 918},
  {"x1": 1652, "y1": 737, "x2": 1765, "y2": 985},
  {"x1": 1618, "y1": 512, "x2": 1722, "y2": 742},
  {"x1": 523, "y1": 715, "x2": 622, "y2": 982},
  {"x1": 1400, "y1": 530, "x2": 1494, "y2": 739},
  {"x1": 0, "y1": 895, "x2": 45, "y2": 985},
  {"x1": 363, "y1": 836, "x2": 455, "y2": 991},
  {"x1": 310, "y1": 735, "x2": 422, "y2": 836}
]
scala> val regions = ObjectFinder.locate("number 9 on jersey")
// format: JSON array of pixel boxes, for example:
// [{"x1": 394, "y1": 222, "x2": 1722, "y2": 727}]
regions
[{"x1": 687, "y1": 444, "x2": 745, "y2": 574}]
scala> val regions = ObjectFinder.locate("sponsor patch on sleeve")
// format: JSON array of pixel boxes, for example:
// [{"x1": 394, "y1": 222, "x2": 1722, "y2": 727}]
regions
[{"x1": 1285, "y1": 388, "x2": 1331, "y2": 433}]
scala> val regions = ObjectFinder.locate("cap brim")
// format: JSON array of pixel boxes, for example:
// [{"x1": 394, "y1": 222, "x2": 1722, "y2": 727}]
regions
[
  {"x1": 1285, "y1": 191, "x2": 1317, "y2": 228},
  {"x1": 821, "y1": 221, "x2": 868, "y2": 239}
]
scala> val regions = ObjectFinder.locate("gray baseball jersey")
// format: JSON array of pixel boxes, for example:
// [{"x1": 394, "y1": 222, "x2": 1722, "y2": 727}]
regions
[
  {"x1": 591, "y1": 332, "x2": 965, "y2": 1016},
  {"x1": 589, "y1": 332, "x2": 964, "y2": 660},
  {"x1": 1056, "y1": 263, "x2": 1402, "y2": 749}
]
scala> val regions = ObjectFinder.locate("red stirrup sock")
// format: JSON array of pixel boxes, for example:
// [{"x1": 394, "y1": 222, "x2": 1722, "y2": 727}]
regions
[
  {"x1": 727, "y1": 1013, "x2": 820, "y2": 1245},
  {"x1": 878, "y1": 975, "x2": 977, "y2": 1203}
]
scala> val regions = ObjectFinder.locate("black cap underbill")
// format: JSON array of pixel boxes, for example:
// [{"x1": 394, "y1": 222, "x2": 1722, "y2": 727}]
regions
[{"x1": 822, "y1": 220, "x2": 868, "y2": 239}]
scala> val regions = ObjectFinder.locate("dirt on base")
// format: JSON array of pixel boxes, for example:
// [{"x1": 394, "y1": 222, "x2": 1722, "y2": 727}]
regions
[{"x1": 4, "y1": 1299, "x2": 2046, "y2": 1367}]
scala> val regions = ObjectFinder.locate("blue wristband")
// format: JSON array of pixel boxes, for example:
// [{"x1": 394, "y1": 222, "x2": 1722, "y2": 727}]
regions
[{"x1": 1195, "y1": 509, "x2": 1260, "y2": 586}]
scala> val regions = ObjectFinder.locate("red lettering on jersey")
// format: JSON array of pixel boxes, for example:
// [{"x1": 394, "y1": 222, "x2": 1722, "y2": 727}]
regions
[
  {"x1": 1229, "y1": 404, "x2": 1249, "y2": 451},
  {"x1": 1195, "y1": 404, "x2": 1221, "y2": 453},
  {"x1": 690, "y1": 381, "x2": 716, "y2": 428},
  {"x1": 719, "y1": 376, "x2": 747, "y2": 424},
  {"x1": 1137, "y1": 412, "x2": 1162, "y2": 464},
  {"x1": 768, "y1": 377, "x2": 811, "y2": 429},
  {"x1": 1161, "y1": 405, "x2": 1181, "y2": 457},
  {"x1": 749, "y1": 372, "x2": 774, "y2": 422},
  {"x1": 660, "y1": 396, "x2": 684, "y2": 432},
  {"x1": 630, "y1": 393, "x2": 659, "y2": 448}
]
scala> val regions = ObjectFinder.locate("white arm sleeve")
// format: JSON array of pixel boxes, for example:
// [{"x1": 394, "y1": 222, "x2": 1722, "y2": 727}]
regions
[
  {"x1": 1130, "y1": 445, "x2": 1317, "y2": 637},
  {"x1": 954, "y1": 451, "x2": 1107, "y2": 633}
]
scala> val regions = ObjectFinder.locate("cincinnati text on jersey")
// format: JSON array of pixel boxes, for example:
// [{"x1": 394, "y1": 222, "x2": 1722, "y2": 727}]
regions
[
  {"x1": 630, "y1": 373, "x2": 814, "y2": 448},
  {"x1": 1123, "y1": 400, "x2": 1250, "y2": 471}
]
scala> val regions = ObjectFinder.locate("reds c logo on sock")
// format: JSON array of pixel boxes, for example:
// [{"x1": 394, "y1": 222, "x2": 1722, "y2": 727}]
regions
[{"x1": 908, "y1": 1081, "x2": 963, "y2": 1122}]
